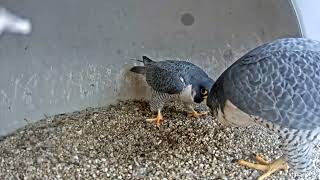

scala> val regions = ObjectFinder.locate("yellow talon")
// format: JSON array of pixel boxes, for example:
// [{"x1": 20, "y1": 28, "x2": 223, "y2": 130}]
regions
[
  {"x1": 187, "y1": 109, "x2": 208, "y2": 118},
  {"x1": 238, "y1": 155, "x2": 289, "y2": 180},
  {"x1": 146, "y1": 110, "x2": 163, "y2": 127}
]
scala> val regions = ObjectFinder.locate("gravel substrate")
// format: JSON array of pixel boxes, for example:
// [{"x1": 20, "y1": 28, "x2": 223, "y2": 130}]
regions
[{"x1": 0, "y1": 100, "x2": 319, "y2": 180}]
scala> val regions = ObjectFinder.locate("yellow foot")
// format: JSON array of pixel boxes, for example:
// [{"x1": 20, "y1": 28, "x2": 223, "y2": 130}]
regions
[
  {"x1": 238, "y1": 154, "x2": 289, "y2": 180},
  {"x1": 146, "y1": 110, "x2": 163, "y2": 127},
  {"x1": 187, "y1": 110, "x2": 208, "y2": 118}
]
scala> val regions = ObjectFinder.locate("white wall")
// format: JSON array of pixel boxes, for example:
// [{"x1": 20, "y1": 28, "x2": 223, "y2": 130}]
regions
[
  {"x1": 293, "y1": 0, "x2": 320, "y2": 40},
  {"x1": 0, "y1": 0, "x2": 301, "y2": 136}
]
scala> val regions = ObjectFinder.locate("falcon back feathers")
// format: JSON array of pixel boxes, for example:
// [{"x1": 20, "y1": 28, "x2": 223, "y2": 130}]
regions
[{"x1": 129, "y1": 55, "x2": 214, "y2": 127}]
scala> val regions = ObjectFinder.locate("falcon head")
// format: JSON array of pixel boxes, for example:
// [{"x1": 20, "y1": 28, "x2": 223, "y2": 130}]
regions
[{"x1": 192, "y1": 78, "x2": 214, "y2": 103}]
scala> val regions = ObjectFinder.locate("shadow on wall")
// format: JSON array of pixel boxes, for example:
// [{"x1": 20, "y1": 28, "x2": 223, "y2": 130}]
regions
[{"x1": 118, "y1": 63, "x2": 152, "y2": 102}]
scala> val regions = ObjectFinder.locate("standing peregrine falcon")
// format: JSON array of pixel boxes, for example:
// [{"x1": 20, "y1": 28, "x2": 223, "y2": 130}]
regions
[
  {"x1": 207, "y1": 38, "x2": 320, "y2": 179},
  {"x1": 130, "y1": 56, "x2": 214, "y2": 127}
]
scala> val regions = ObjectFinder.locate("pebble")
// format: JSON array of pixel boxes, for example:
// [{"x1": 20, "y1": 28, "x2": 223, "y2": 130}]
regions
[{"x1": 0, "y1": 100, "x2": 318, "y2": 179}]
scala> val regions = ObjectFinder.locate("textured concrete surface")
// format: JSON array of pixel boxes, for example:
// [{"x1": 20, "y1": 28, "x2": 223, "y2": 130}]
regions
[{"x1": 0, "y1": 0, "x2": 301, "y2": 135}]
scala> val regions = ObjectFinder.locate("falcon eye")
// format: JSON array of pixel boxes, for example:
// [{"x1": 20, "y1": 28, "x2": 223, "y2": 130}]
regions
[{"x1": 201, "y1": 88, "x2": 208, "y2": 95}]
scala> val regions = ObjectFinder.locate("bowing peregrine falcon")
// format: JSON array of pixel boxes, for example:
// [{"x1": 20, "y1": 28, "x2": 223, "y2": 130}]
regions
[
  {"x1": 207, "y1": 38, "x2": 320, "y2": 179},
  {"x1": 130, "y1": 56, "x2": 214, "y2": 127}
]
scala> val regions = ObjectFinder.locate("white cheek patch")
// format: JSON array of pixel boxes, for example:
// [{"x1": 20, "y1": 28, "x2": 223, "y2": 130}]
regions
[{"x1": 179, "y1": 84, "x2": 194, "y2": 103}]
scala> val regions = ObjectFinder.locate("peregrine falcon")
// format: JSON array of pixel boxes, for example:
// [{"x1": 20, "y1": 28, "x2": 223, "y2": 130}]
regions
[
  {"x1": 207, "y1": 38, "x2": 320, "y2": 179},
  {"x1": 130, "y1": 56, "x2": 214, "y2": 127}
]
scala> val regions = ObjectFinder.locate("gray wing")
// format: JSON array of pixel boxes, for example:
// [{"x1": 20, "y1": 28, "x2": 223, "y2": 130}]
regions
[
  {"x1": 222, "y1": 40, "x2": 320, "y2": 130},
  {"x1": 145, "y1": 65, "x2": 185, "y2": 94}
]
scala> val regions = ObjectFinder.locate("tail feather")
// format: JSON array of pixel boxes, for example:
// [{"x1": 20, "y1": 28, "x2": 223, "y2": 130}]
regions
[
  {"x1": 129, "y1": 56, "x2": 154, "y2": 74},
  {"x1": 130, "y1": 66, "x2": 147, "y2": 74},
  {"x1": 142, "y1": 56, "x2": 153, "y2": 64},
  {"x1": 130, "y1": 56, "x2": 154, "y2": 65}
]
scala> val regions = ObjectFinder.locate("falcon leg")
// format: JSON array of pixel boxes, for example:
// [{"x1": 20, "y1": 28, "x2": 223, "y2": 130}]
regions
[
  {"x1": 185, "y1": 103, "x2": 208, "y2": 118},
  {"x1": 146, "y1": 109, "x2": 163, "y2": 127},
  {"x1": 238, "y1": 155, "x2": 289, "y2": 180}
]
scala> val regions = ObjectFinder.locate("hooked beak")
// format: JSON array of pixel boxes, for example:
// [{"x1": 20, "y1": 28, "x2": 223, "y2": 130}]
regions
[{"x1": 203, "y1": 95, "x2": 208, "y2": 105}]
